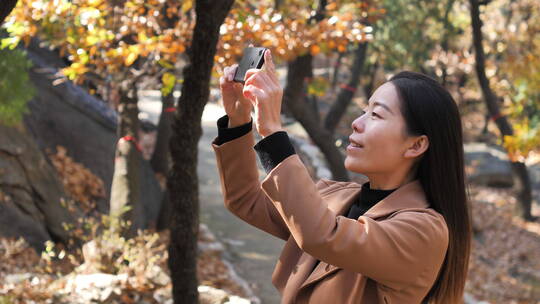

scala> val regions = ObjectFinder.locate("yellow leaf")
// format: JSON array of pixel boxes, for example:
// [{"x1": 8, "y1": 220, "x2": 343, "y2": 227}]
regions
[
  {"x1": 138, "y1": 32, "x2": 148, "y2": 43},
  {"x1": 161, "y1": 72, "x2": 176, "y2": 96},
  {"x1": 182, "y1": 0, "x2": 193, "y2": 13},
  {"x1": 124, "y1": 52, "x2": 138, "y2": 66}
]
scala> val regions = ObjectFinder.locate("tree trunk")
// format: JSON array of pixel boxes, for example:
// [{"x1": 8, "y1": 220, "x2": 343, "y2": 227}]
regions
[
  {"x1": 109, "y1": 86, "x2": 144, "y2": 236},
  {"x1": 280, "y1": 0, "x2": 348, "y2": 181},
  {"x1": 150, "y1": 91, "x2": 174, "y2": 176},
  {"x1": 440, "y1": 0, "x2": 456, "y2": 87},
  {"x1": 363, "y1": 55, "x2": 379, "y2": 98},
  {"x1": 324, "y1": 41, "x2": 368, "y2": 133},
  {"x1": 284, "y1": 54, "x2": 349, "y2": 181},
  {"x1": 0, "y1": 0, "x2": 17, "y2": 24},
  {"x1": 331, "y1": 52, "x2": 345, "y2": 91},
  {"x1": 469, "y1": 0, "x2": 534, "y2": 221},
  {"x1": 167, "y1": 0, "x2": 234, "y2": 303}
]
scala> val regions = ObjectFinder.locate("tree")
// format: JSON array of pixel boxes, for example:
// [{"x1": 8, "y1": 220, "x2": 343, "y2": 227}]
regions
[
  {"x1": 469, "y1": 0, "x2": 535, "y2": 221},
  {"x1": 4, "y1": 0, "x2": 194, "y2": 234},
  {"x1": 167, "y1": 0, "x2": 234, "y2": 302},
  {"x1": 216, "y1": 0, "x2": 377, "y2": 181},
  {"x1": 494, "y1": 0, "x2": 540, "y2": 164},
  {"x1": 0, "y1": 0, "x2": 17, "y2": 25},
  {"x1": 0, "y1": 45, "x2": 34, "y2": 126},
  {"x1": 0, "y1": 0, "x2": 27, "y2": 128}
]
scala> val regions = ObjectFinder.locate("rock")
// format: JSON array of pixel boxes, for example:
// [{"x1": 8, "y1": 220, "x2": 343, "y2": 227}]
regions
[
  {"x1": 0, "y1": 198, "x2": 51, "y2": 251},
  {"x1": 198, "y1": 285, "x2": 252, "y2": 304},
  {"x1": 147, "y1": 265, "x2": 170, "y2": 286},
  {"x1": 60, "y1": 273, "x2": 127, "y2": 303},
  {"x1": 198, "y1": 285, "x2": 231, "y2": 304},
  {"x1": 0, "y1": 124, "x2": 77, "y2": 251},
  {"x1": 464, "y1": 143, "x2": 514, "y2": 188},
  {"x1": 23, "y1": 40, "x2": 117, "y2": 213},
  {"x1": 198, "y1": 223, "x2": 225, "y2": 254},
  {"x1": 20, "y1": 39, "x2": 163, "y2": 230},
  {"x1": 4, "y1": 273, "x2": 33, "y2": 285}
]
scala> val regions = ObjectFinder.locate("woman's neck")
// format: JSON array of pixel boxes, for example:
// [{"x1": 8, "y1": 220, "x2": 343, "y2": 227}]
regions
[{"x1": 366, "y1": 168, "x2": 417, "y2": 190}]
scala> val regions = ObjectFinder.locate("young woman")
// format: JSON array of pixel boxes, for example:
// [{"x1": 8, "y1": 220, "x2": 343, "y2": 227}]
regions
[{"x1": 212, "y1": 49, "x2": 472, "y2": 304}]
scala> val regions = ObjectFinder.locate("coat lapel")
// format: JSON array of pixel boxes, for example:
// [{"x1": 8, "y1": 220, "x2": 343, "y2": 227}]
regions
[
  {"x1": 297, "y1": 179, "x2": 429, "y2": 291},
  {"x1": 297, "y1": 185, "x2": 362, "y2": 290}
]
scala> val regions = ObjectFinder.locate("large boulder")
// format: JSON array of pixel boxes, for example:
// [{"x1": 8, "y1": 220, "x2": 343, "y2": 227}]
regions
[
  {"x1": 464, "y1": 143, "x2": 539, "y2": 210},
  {"x1": 0, "y1": 124, "x2": 76, "y2": 251},
  {"x1": 464, "y1": 143, "x2": 514, "y2": 188},
  {"x1": 21, "y1": 39, "x2": 162, "y2": 228},
  {"x1": 22, "y1": 40, "x2": 118, "y2": 213}
]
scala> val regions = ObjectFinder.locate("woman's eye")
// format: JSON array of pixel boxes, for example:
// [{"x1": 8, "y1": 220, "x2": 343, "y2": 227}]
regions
[{"x1": 371, "y1": 112, "x2": 380, "y2": 118}]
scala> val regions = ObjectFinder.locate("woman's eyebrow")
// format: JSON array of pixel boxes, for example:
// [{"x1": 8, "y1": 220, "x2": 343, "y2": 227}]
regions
[{"x1": 370, "y1": 101, "x2": 394, "y2": 115}]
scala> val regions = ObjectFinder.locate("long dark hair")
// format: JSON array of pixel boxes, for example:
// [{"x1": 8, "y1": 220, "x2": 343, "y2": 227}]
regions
[{"x1": 389, "y1": 71, "x2": 472, "y2": 304}]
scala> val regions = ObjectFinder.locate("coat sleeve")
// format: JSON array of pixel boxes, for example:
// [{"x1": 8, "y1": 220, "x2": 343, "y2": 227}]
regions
[
  {"x1": 212, "y1": 130, "x2": 330, "y2": 241},
  {"x1": 260, "y1": 154, "x2": 449, "y2": 289}
]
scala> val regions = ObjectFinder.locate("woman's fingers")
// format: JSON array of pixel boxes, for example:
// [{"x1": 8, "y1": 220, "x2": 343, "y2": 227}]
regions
[
  {"x1": 223, "y1": 64, "x2": 238, "y2": 82},
  {"x1": 264, "y1": 49, "x2": 276, "y2": 74},
  {"x1": 243, "y1": 85, "x2": 268, "y2": 104},
  {"x1": 242, "y1": 51, "x2": 281, "y2": 98},
  {"x1": 245, "y1": 72, "x2": 280, "y2": 98},
  {"x1": 243, "y1": 68, "x2": 260, "y2": 83}
]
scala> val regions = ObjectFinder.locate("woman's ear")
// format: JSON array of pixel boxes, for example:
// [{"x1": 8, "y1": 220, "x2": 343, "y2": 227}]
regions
[{"x1": 404, "y1": 135, "x2": 429, "y2": 159}]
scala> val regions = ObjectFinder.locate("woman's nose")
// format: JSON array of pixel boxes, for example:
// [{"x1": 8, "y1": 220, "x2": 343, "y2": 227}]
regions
[{"x1": 351, "y1": 115, "x2": 365, "y2": 133}]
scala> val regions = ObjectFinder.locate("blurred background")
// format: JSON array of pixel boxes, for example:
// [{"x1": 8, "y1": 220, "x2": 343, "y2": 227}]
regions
[{"x1": 0, "y1": 0, "x2": 538, "y2": 303}]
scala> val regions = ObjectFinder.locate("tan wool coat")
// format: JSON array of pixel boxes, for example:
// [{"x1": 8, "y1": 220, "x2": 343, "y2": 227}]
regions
[{"x1": 212, "y1": 130, "x2": 449, "y2": 304}]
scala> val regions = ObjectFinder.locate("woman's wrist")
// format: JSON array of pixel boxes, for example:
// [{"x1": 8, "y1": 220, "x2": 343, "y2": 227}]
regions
[
  {"x1": 228, "y1": 115, "x2": 252, "y2": 128},
  {"x1": 260, "y1": 127, "x2": 285, "y2": 138}
]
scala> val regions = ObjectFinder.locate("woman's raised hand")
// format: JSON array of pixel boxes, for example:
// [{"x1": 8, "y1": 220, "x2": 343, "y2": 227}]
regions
[
  {"x1": 242, "y1": 50, "x2": 284, "y2": 138},
  {"x1": 219, "y1": 64, "x2": 253, "y2": 128}
]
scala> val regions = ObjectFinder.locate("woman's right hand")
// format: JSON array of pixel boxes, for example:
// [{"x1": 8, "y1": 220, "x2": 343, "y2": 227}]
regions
[{"x1": 219, "y1": 64, "x2": 253, "y2": 128}]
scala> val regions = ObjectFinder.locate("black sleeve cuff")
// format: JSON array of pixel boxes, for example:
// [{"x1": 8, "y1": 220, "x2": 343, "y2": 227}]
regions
[
  {"x1": 214, "y1": 115, "x2": 253, "y2": 146},
  {"x1": 254, "y1": 131, "x2": 296, "y2": 173}
]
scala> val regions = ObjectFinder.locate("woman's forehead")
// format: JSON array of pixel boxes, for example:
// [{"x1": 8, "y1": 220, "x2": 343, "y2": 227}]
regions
[{"x1": 368, "y1": 82, "x2": 400, "y2": 113}]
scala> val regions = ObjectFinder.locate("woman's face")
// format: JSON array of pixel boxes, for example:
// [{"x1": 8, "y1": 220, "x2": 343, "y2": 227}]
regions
[{"x1": 345, "y1": 82, "x2": 415, "y2": 176}]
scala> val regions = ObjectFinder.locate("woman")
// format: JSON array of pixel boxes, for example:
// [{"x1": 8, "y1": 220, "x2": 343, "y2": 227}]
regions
[{"x1": 212, "y1": 49, "x2": 471, "y2": 304}]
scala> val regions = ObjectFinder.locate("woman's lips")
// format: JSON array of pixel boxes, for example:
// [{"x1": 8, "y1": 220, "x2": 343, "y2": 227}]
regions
[
  {"x1": 346, "y1": 144, "x2": 363, "y2": 152},
  {"x1": 348, "y1": 137, "x2": 364, "y2": 151}
]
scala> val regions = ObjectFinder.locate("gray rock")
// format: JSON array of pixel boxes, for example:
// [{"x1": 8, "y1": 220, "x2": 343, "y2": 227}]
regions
[
  {"x1": 0, "y1": 124, "x2": 76, "y2": 250},
  {"x1": 464, "y1": 143, "x2": 514, "y2": 188},
  {"x1": 23, "y1": 42, "x2": 117, "y2": 213},
  {"x1": 0, "y1": 198, "x2": 50, "y2": 251},
  {"x1": 20, "y1": 40, "x2": 163, "y2": 229}
]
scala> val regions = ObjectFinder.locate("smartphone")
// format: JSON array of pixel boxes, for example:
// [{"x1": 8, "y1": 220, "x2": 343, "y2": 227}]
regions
[{"x1": 233, "y1": 47, "x2": 267, "y2": 84}]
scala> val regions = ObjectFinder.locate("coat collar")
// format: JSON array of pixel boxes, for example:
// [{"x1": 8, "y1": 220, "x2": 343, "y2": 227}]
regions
[
  {"x1": 328, "y1": 179, "x2": 429, "y2": 220},
  {"x1": 298, "y1": 179, "x2": 430, "y2": 291}
]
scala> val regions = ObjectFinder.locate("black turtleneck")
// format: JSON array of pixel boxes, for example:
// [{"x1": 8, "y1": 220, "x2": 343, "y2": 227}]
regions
[{"x1": 346, "y1": 181, "x2": 397, "y2": 219}]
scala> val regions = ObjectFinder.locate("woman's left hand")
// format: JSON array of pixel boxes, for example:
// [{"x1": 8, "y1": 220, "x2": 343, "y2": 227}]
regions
[{"x1": 242, "y1": 49, "x2": 284, "y2": 138}]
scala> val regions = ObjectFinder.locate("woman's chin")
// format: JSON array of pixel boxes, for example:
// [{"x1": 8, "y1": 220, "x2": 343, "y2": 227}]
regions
[
  {"x1": 344, "y1": 158, "x2": 360, "y2": 173},
  {"x1": 345, "y1": 157, "x2": 371, "y2": 174}
]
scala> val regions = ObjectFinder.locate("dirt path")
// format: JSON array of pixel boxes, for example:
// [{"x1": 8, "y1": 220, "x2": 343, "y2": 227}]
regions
[
  {"x1": 139, "y1": 94, "x2": 283, "y2": 303},
  {"x1": 198, "y1": 102, "x2": 283, "y2": 304}
]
